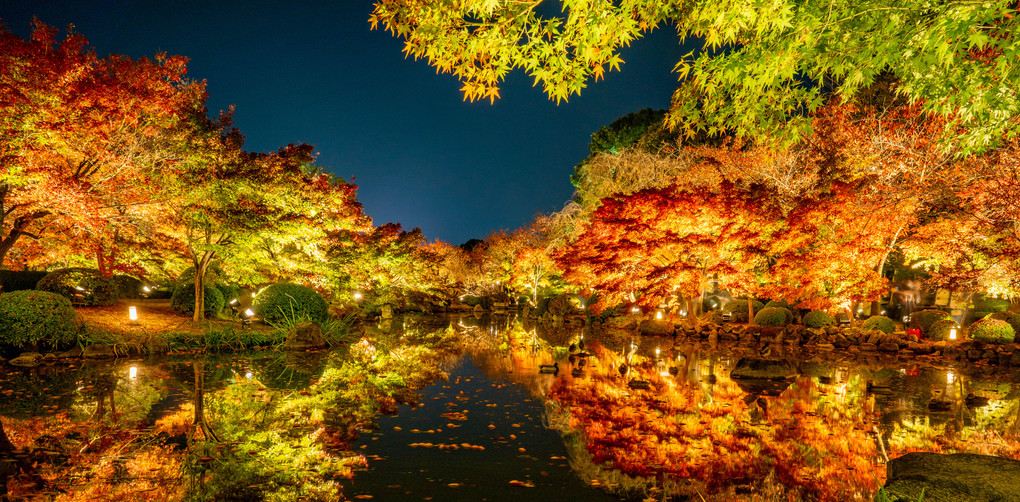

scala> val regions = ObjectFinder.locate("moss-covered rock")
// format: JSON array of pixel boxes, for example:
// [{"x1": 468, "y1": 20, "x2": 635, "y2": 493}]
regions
[
  {"x1": 754, "y1": 307, "x2": 792, "y2": 327},
  {"x1": 969, "y1": 318, "x2": 1015, "y2": 344},
  {"x1": 0, "y1": 290, "x2": 78, "y2": 349},
  {"x1": 861, "y1": 315, "x2": 895, "y2": 334},
  {"x1": 171, "y1": 283, "x2": 225, "y2": 318},
  {"x1": 36, "y1": 268, "x2": 118, "y2": 306},
  {"x1": 253, "y1": 283, "x2": 328, "y2": 326},
  {"x1": 802, "y1": 310, "x2": 836, "y2": 329}
]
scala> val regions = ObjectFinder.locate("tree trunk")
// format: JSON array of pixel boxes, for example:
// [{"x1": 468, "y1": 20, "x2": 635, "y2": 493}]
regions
[
  {"x1": 0, "y1": 419, "x2": 13, "y2": 454},
  {"x1": 748, "y1": 295, "x2": 755, "y2": 324},
  {"x1": 192, "y1": 251, "x2": 214, "y2": 322}
]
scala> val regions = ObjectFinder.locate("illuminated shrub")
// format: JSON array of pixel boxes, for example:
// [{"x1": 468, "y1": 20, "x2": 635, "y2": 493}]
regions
[
  {"x1": 861, "y1": 315, "x2": 895, "y2": 334},
  {"x1": 803, "y1": 310, "x2": 836, "y2": 329},
  {"x1": 216, "y1": 283, "x2": 241, "y2": 304},
  {"x1": 0, "y1": 290, "x2": 77, "y2": 349},
  {"x1": 112, "y1": 275, "x2": 144, "y2": 299},
  {"x1": 928, "y1": 319, "x2": 961, "y2": 342},
  {"x1": 969, "y1": 318, "x2": 1015, "y2": 344},
  {"x1": 911, "y1": 309, "x2": 952, "y2": 335},
  {"x1": 461, "y1": 295, "x2": 481, "y2": 307},
  {"x1": 754, "y1": 307, "x2": 792, "y2": 326},
  {"x1": 723, "y1": 299, "x2": 764, "y2": 323},
  {"x1": 253, "y1": 283, "x2": 328, "y2": 326},
  {"x1": 764, "y1": 299, "x2": 793, "y2": 310},
  {"x1": 36, "y1": 268, "x2": 117, "y2": 306},
  {"x1": 973, "y1": 295, "x2": 1010, "y2": 313},
  {"x1": 989, "y1": 312, "x2": 1020, "y2": 335},
  {"x1": 171, "y1": 284, "x2": 225, "y2": 318}
]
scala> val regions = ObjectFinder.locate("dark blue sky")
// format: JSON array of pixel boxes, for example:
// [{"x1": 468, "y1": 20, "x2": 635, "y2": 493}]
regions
[{"x1": 2, "y1": 1, "x2": 686, "y2": 245}]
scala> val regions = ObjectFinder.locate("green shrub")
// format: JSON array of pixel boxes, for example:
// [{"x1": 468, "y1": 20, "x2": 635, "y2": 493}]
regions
[
  {"x1": 964, "y1": 310, "x2": 993, "y2": 326},
  {"x1": 969, "y1": 318, "x2": 1015, "y2": 344},
  {"x1": 535, "y1": 296, "x2": 552, "y2": 316},
  {"x1": 754, "y1": 307, "x2": 792, "y2": 326},
  {"x1": 36, "y1": 268, "x2": 118, "y2": 307},
  {"x1": 253, "y1": 283, "x2": 328, "y2": 326},
  {"x1": 861, "y1": 315, "x2": 895, "y2": 334},
  {"x1": 216, "y1": 283, "x2": 241, "y2": 304},
  {"x1": 112, "y1": 275, "x2": 144, "y2": 299},
  {"x1": 0, "y1": 290, "x2": 78, "y2": 349},
  {"x1": 803, "y1": 310, "x2": 836, "y2": 329},
  {"x1": 911, "y1": 309, "x2": 952, "y2": 335},
  {"x1": 928, "y1": 319, "x2": 961, "y2": 342},
  {"x1": 973, "y1": 295, "x2": 1011, "y2": 313},
  {"x1": 989, "y1": 312, "x2": 1020, "y2": 335},
  {"x1": 462, "y1": 295, "x2": 481, "y2": 307},
  {"x1": 723, "y1": 299, "x2": 765, "y2": 323},
  {"x1": 764, "y1": 299, "x2": 793, "y2": 310},
  {"x1": 171, "y1": 283, "x2": 225, "y2": 318}
]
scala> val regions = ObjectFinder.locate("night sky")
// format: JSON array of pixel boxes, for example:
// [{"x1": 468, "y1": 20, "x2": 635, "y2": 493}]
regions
[{"x1": 1, "y1": 1, "x2": 686, "y2": 246}]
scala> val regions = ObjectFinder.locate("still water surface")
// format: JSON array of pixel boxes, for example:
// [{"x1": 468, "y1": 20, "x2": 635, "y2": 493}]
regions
[{"x1": 2, "y1": 314, "x2": 1019, "y2": 501}]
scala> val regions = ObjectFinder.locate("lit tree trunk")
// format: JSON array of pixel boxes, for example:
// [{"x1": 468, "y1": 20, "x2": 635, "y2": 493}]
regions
[
  {"x1": 871, "y1": 225, "x2": 906, "y2": 318},
  {"x1": 748, "y1": 295, "x2": 755, "y2": 325},
  {"x1": 192, "y1": 250, "x2": 215, "y2": 323},
  {"x1": 0, "y1": 185, "x2": 49, "y2": 268}
]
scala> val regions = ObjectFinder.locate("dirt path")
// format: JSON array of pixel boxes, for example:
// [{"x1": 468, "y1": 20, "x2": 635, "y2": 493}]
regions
[{"x1": 76, "y1": 299, "x2": 272, "y2": 335}]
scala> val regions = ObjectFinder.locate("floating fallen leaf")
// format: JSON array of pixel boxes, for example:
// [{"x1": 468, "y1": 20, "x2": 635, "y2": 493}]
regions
[{"x1": 509, "y1": 480, "x2": 535, "y2": 487}]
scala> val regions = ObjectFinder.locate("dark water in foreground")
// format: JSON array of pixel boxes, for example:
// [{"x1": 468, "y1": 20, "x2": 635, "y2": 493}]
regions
[{"x1": 2, "y1": 314, "x2": 1019, "y2": 501}]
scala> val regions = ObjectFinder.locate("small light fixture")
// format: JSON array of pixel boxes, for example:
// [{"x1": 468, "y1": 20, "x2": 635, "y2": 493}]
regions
[
  {"x1": 947, "y1": 371, "x2": 955, "y2": 384},
  {"x1": 75, "y1": 286, "x2": 85, "y2": 291},
  {"x1": 143, "y1": 286, "x2": 151, "y2": 293},
  {"x1": 129, "y1": 306, "x2": 138, "y2": 321},
  {"x1": 245, "y1": 371, "x2": 253, "y2": 379},
  {"x1": 129, "y1": 366, "x2": 138, "y2": 379},
  {"x1": 230, "y1": 298, "x2": 239, "y2": 306},
  {"x1": 949, "y1": 328, "x2": 957, "y2": 340},
  {"x1": 631, "y1": 307, "x2": 641, "y2": 313},
  {"x1": 656, "y1": 311, "x2": 663, "y2": 320},
  {"x1": 903, "y1": 315, "x2": 911, "y2": 323},
  {"x1": 354, "y1": 292, "x2": 363, "y2": 300},
  {"x1": 655, "y1": 347, "x2": 660, "y2": 357}
]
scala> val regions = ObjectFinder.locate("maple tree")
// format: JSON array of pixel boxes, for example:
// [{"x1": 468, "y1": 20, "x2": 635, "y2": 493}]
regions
[
  {"x1": 0, "y1": 21, "x2": 201, "y2": 271},
  {"x1": 371, "y1": 0, "x2": 1020, "y2": 152}
]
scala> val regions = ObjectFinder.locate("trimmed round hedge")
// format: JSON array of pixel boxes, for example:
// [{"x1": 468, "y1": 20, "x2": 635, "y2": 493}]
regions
[
  {"x1": 252, "y1": 283, "x2": 328, "y2": 326},
  {"x1": 928, "y1": 319, "x2": 961, "y2": 342},
  {"x1": 723, "y1": 299, "x2": 765, "y2": 323},
  {"x1": 112, "y1": 275, "x2": 144, "y2": 299},
  {"x1": 862, "y1": 315, "x2": 895, "y2": 334},
  {"x1": 912, "y1": 309, "x2": 952, "y2": 335},
  {"x1": 754, "y1": 307, "x2": 792, "y2": 327},
  {"x1": 973, "y1": 296, "x2": 1010, "y2": 313},
  {"x1": 803, "y1": 310, "x2": 836, "y2": 329},
  {"x1": 0, "y1": 290, "x2": 78, "y2": 349},
  {"x1": 969, "y1": 318, "x2": 1015, "y2": 344},
  {"x1": 764, "y1": 299, "x2": 793, "y2": 310},
  {"x1": 989, "y1": 312, "x2": 1020, "y2": 336},
  {"x1": 171, "y1": 283, "x2": 225, "y2": 318},
  {"x1": 36, "y1": 268, "x2": 117, "y2": 306}
]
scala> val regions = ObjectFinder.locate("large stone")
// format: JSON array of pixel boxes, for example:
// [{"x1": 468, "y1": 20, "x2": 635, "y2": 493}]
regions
[
  {"x1": 9, "y1": 352, "x2": 43, "y2": 367},
  {"x1": 381, "y1": 304, "x2": 394, "y2": 319},
  {"x1": 879, "y1": 342, "x2": 901, "y2": 353},
  {"x1": 145, "y1": 337, "x2": 171, "y2": 355},
  {"x1": 57, "y1": 346, "x2": 83, "y2": 359},
  {"x1": 729, "y1": 357, "x2": 798, "y2": 380},
  {"x1": 639, "y1": 320, "x2": 675, "y2": 337},
  {"x1": 883, "y1": 452, "x2": 1020, "y2": 502},
  {"x1": 860, "y1": 343, "x2": 878, "y2": 352},
  {"x1": 284, "y1": 322, "x2": 327, "y2": 350},
  {"x1": 83, "y1": 344, "x2": 115, "y2": 359}
]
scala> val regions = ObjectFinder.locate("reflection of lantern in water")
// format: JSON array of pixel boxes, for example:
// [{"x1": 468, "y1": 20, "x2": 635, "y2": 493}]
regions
[
  {"x1": 245, "y1": 371, "x2": 253, "y2": 379},
  {"x1": 947, "y1": 371, "x2": 955, "y2": 384}
]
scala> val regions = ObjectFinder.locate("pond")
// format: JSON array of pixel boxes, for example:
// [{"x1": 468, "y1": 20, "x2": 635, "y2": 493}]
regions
[{"x1": 2, "y1": 314, "x2": 1019, "y2": 501}]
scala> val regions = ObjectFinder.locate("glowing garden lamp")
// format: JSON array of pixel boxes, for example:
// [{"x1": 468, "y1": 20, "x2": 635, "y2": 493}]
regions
[
  {"x1": 656, "y1": 311, "x2": 663, "y2": 320},
  {"x1": 949, "y1": 328, "x2": 957, "y2": 340},
  {"x1": 354, "y1": 292, "x2": 363, "y2": 301},
  {"x1": 129, "y1": 366, "x2": 138, "y2": 379},
  {"x1": 947, "y1": 371, "x2": 955, "y2": 384},
  {"x1": 128, "y1": 306, "x2": 139, "y2": 326},
  {"x1": 242, "y1": 308, "x2": 255, "y2": 327},
  {"x1": 631, "y1": 307, "x2": 641, "y2": 314}
]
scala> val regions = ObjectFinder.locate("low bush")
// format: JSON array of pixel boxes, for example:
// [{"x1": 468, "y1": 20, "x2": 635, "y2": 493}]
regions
[
  {"x1": 171, "y1": 283, "x2": 225, "y2": 318},
  {"x1": 112, "y1": 275, "x2": 144, "y2": 299},
  {"x1": 723, "y1": 299, "x2": 765, "y2": 323},
  {"x1": 911, "y1": 309, "x2": 952, "y2": 335},
  {"x1": 462, "y1": 295, "x2": 481, "y2": 307},
  {"x1": 216, "y1": 283, "x2": 242, "y2": 304},
  {"x1": 989, "y1": 312, "x2": 1020, "y2": 335},
  {"x1": 252, "y1": 283, "x2": 328, "y2": 326},
  {"x1": 803, "y1": 310, "x2": 836, "y2": 329},
  {"x1": 535, "y1": 296, "x2": 552, "y2": 317},
  {"x1": 862, "y1": 315, "x2": 895, "y2": 334},
  {"x1": 36, "y1": 268, "x2": 118, "y2": 306},
  {"x1": 927, "y1": 319, "x2": 961, "y2": 342},
  {"x1": 969, "y1": 318, "x2": 1015, "y2": 344},
  {"x1": 764, "y1": 300, "x2": 793, "y2": 310},
  {"x1": 0, "y1": 290, "x2": 78, "y2": 349},
  {"x1": 973, "y1": 295, "x2": 1011, "y2": 313},
  {"x1": 754, "y1": 307, "x2": 792, "y2": 326}
]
